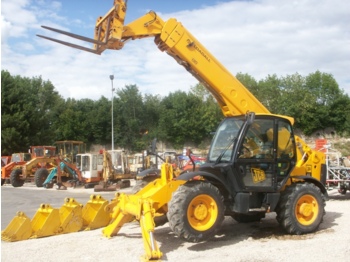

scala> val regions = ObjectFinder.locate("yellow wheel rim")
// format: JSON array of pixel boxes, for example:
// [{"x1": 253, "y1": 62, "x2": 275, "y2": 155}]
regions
[
  {"x1": 187, "y1": 194, "x2": 218, "y2": 231},
  {"x1": 295, "y1": 194, "x2": 319, "y2": 226}
]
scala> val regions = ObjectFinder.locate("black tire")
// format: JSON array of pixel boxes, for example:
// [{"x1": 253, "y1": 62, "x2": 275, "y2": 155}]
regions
[
  {"x1": 34, "y1": 168, "x2": 49, "y2": 187},
  {"x1": 276, "y1": 182, "x2": 325, "y2": 235},
  {"x1": 338, "y1": 187, "x2": 347, "y2": 195},
  {"x1": 167, "y1": 181, "x2": 224, "y2": 242},
  {"x1": 1, "y1": 178, "x2": 5, "y2": 186},
  {"x1": 10, "y1": 169, "x2": 24, "y2": 187},
  {"x1": 232, "y1": 212, "x2": 265, "y2": 223}
]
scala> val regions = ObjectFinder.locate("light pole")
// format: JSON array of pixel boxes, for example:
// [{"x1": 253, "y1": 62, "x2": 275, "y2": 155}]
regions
[{"x1": 110, "y1": 75, "x2": 115, "y2": 165}]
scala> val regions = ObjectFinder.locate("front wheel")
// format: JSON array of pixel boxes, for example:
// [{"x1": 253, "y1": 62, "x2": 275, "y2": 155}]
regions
[
  {"x1": 10, "y1": 169, "x2": 24, "y2": 187},
  {"x1": 276, "y1": 182, "x2": 325, "y2": 235},
  {"x1": 167, "y1": 181, "x2": 224, "y2": 242},
  {"x1": 34, "y1": 168, "x2": 49, "y2": 187}
]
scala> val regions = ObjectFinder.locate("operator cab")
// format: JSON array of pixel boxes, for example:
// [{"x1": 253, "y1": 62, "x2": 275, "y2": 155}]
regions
[{"x1": 204, "y1": 113, "x2": 296, "y2": 192}]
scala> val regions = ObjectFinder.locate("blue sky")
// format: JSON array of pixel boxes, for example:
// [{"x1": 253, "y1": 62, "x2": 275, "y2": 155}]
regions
[{"x1": 2, "y1": 0, "x2": 350, "y2": 100}]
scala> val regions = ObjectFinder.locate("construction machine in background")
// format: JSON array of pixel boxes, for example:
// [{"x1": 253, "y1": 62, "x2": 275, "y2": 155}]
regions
[
  {"x1": 3, "y1": 1, "x2": 328, "y2": 261},
  {"x1": 93, "y1": 149, "x2": 135, "y2": 192},
  {"x1": 132, "y1": 138, "x2": 192, "y2": 194},
  {"x1": 322, "y1": 144, "x2": 350, "y2": 194},
  {"x1": 54, "y1": 140, "x2": 86, "y2": 162},
  {"x1": 43, "y1": 149, "x2": 135, "y2": 190},
  {"x1": 2, "y1": 153, "x2": 30, "y2": 186},
  {"x1": 2, "y1": 141, "x2": 86, "y2": 188},
  {"x1": 29, "y1": 141, "x2": 86, "y2": 189},
  {"x1": 1, "y1": 146, "x2": 56, "y2": 187},
  {"x1": 127, "y1": 152, "x2": 144, "y2": 173}
]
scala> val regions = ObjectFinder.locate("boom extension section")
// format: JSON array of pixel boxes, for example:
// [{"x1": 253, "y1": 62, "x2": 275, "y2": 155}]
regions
[{"x1": 37, "y1": 0, "x2": 270, "y2": 118}]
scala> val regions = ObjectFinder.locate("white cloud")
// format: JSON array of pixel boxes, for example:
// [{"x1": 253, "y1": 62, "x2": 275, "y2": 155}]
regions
[{"x1": 1, "y1": 0, "x2": 350, "y2": 101}]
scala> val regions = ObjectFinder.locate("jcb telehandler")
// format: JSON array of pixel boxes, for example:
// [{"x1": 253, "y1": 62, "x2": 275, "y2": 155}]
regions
[{"x1": 3, "y1": 1, "x2": 328, "y2": 261}]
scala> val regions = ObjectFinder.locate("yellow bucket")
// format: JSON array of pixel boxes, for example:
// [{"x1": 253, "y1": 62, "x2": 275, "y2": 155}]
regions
[
  {"x1": 82, "y1": 195, "x2": 111, "y2": 230},
  {"x1": 1, "y1": 211, "x2": 32, "y2": 242},
  {"x1": 59, "y1": 198, "x2": 83, "y2": 234},
  {"x1": 30, "y1": 204, "x2": 61, "y2": 238}
]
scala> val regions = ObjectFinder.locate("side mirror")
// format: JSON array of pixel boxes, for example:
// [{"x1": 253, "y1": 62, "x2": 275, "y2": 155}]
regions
[{"x1": 246, "y1": 112, "x2": 256, "y2": 124}]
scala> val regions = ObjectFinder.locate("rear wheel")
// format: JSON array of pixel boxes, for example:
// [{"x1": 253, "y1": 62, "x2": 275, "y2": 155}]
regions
[
  {"x1": 276, "y1": 182, "x2": 325, "y2": 234},
  {"x1": 1, "y1": 178, "x2": 5, "y2": 186},
  {"x1": 10, "y1": 169, "x2": 24, "y2": 187},
  {"x1": 35, "y1": 168, "x2": 49, "y2": 187},
  {"x1": 167, "y1": 181, "x2": 224, "y2": 242}
]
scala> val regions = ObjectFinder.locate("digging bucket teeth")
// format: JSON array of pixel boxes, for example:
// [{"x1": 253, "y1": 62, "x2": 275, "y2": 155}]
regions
[
  {"x1": 1, "y1": 212, "x2": 32, "y2": 242},
  {"x1": 82, "y1": 194, "x2": 111, "y2": 230}
]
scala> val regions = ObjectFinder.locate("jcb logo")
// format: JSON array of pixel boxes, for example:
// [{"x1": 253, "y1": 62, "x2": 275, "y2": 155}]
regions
[{"x1": 251, "y1": 168, "x2": 266, "y2": 183}]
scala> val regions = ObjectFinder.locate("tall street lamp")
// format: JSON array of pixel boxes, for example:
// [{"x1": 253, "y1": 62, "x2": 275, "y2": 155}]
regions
[{"x1": 110, "y1": 75, "x2": 115, "y2": 165}]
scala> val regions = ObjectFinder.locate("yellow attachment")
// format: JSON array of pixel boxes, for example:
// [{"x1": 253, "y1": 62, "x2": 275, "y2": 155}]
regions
[
  {"x1": 295, "y1": 194, "x2": 319, "y2": 226},
  {"x1": 58, "y1": 198, "x2": 83, "y2": 234},
  {"x1": 30, "y1": 204, "x2": 61, "y2": 239},
  {"x1": 102, "y1": 162, "x2": 186, "y2": 261},
  {"x1": 139, "y1": 200, "x2": 163, "y2": 261},
  {"x1": 293, "y1": 136, "x2": 325, "y2": 182},
  {"x1": 2, "y1": 194, "x2": 112, "y2": 242},
  {"x1": 1, "y1": 212, "x2": 32, "y2": 242},
  {"x1": 82, "y1": 195, "x2": 111, "y2": 230}
]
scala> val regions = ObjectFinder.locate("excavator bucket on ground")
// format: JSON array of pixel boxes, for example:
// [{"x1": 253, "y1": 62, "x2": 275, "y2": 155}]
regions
[
  {"x1": 1, "y1": 212, "x2": 32, "y2": 241},
  {"x1": 58, "y1": 198, "x2": 84, "y2": 234},
  {"x1": 2, "y1": 198, "x2": 85, "y2": 241},
  {"x1": 30, "y1": 204, "x2": 61, "y2": 238},
  {"x1": 82, "y1": 194, "x2": 111, "y2": 230}
]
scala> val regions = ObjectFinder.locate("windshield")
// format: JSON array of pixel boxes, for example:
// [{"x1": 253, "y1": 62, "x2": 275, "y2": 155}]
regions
[
  {"x1": 208, "y1": 118, "x2": 244, "y2": 162},
  {"x1": 82, "y1": 155, "x2": 90, "y2": 171}
]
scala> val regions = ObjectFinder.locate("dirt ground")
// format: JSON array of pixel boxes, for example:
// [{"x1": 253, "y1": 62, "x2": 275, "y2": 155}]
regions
[{"x1": 1, "y1": 188, "x2": 350, "y2": 262}]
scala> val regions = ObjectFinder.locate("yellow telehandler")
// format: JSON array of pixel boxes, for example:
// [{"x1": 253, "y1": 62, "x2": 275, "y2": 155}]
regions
[{"x1": 3, "y1": 1, "x2": 328, "y2": 261}]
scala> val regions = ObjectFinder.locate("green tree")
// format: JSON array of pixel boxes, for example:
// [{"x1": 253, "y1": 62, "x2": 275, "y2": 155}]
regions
[
  {"x1": 236, "y1": 72, "x2": 259, "y2": 97},
  {"x1": 1, "y1": 70, "x2": 63, "y2": 155},
  {"x1": 158, "y1": 87, "x2": 222, "y2": 149},
  {"x1": 190, "y1": 83, "x2": 223, "y2": 144},
  {"x1": 142, "y1": 94, "x2": 162, "y2": 139},
  {"x1": 115, "y1": 85, "x2": 145, "y2": 152},
  {"x1": 90, "y1": 96, "x2": 113, "y2": 145}
]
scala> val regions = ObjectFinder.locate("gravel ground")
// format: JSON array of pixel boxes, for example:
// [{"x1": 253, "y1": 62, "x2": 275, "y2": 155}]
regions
[{"x1": 1, "y1": 189, "x2": 350, "y2": 262}]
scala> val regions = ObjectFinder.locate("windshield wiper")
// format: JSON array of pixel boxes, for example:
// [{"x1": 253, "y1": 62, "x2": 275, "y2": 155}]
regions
[{"x1": 214, "y1": 137, "x2": 236, "y2": 165}]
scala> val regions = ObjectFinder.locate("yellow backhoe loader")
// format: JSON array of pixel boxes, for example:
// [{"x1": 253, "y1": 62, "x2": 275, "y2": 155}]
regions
[
  {"x1": 3, "y1": 1, "x2": 328, "y2": 261},
  {"x1": 93, "y1": 150, "x2": 135, "y2": 192}
]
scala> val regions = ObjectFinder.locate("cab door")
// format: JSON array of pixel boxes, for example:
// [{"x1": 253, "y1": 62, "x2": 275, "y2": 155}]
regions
[{"x1": 234, "y1": 117, "x2": 296, "y2": 192}]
